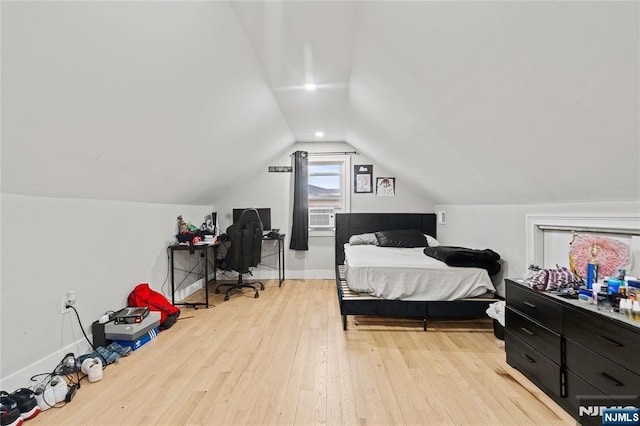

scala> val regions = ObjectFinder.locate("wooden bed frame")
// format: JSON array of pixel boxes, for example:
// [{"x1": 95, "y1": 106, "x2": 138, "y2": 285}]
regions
[{"x1": 335, "y1": 212, "x2": 499, "y2": 331}]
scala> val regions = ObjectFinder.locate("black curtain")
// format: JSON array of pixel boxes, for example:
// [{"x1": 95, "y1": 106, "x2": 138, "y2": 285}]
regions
[{"x1": 290, "y1": 150, "x2": 309, "y2": 250}]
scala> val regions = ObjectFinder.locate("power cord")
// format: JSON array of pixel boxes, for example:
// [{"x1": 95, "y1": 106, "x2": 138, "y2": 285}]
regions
[
  {"x1": 161, "y1": 246, "x2": 171, "y2": 296},
  {"x1": 67, "y1": 305, "x2": 108, "y2": 368},
  {"x1": 30, "y1": 353, "x2": 85, "y2": 407},
  {"x1": 30, "y1": 306, "x2": 108, "y2": 407},
  {"x1": 29, "y1": 373, "x2": 65, "y2": 409},
  {"x1": 67, "y1": 305, "x2": 96, "y2": 352}
]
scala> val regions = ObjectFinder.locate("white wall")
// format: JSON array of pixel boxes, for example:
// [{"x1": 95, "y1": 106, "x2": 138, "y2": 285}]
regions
[
  {"x1": 213, "y1": 141, "x2": 435, "y2": 279},
  {"x1": 0, "y1": 193, "x2": 212, "y2": 390},
  {"x1": 435, "y1": 201, "x2": 640, "y2": 296}
]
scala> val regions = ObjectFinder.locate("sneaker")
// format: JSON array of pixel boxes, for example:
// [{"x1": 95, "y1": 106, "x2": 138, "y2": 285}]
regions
[
  {"x1": 49, "y1": 377, "x2": 67, "y2": 404},
  {"x1": 8, "y1": 389, "x2": 39, "y2": 420},
  {"x1": 31, "y1": 382, "x2": 55, "y2": 411},
  {"x1": 81, "y1": 357, "x2": 103, "y2": 383},
  {"x1": 0, "y1": 392, "x2": 23, "y2": 426}
]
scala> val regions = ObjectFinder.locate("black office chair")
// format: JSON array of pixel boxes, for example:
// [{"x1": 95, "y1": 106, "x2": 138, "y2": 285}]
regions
[{"x1": 215, "y1": 209, "x2": 265, "y2": 301}]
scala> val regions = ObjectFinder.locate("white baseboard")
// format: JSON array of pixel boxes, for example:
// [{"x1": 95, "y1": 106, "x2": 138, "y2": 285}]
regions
[
  {"x1": 279, "y1": 269, "x2": 333, "y2": 280},
  {"x1": 172, "y1": 277, "x2": 205, "y2": 302},
  {"x1": 213, "y1": 268, "x2": 334, "y2": 281},
  {"x1": 0, "y1": 338, "x2": 91, "y2": 392}
]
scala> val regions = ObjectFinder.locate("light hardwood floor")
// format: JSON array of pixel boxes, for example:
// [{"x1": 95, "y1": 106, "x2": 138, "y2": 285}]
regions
[{"x1": 28, "y1": 279, "x2": 575, "y2": 425}]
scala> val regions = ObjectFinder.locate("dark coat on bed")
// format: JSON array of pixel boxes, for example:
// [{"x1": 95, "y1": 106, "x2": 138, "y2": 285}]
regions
[{"x1": 423, "y1": 246, "x2": 501, "y2": 276}]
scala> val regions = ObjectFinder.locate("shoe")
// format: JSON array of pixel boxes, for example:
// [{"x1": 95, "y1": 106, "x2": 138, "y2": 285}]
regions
[
  {"x1": 0, "y1": 392, "x2": 23, "y2": 426},
  {"x1": 53, "y1": 353, "x2": 78, "y2": 376},
  {"x1": 31, "y1": 381, "x2": 55, "y2": 411},
  {"x1": 81, "y1": 358, "x2": 103, "y2": 383},
  {"x1": 49, "y1": 377, "x2": 67, "y2": 404},
  {"x1": 8, "y1": 389, "x2": 39, "y2": 420}
]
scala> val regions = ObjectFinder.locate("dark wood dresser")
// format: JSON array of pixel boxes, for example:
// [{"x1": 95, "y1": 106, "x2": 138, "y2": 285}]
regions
[{"x1": 505, "y1": 278, "x2": 640, "y2": 425}]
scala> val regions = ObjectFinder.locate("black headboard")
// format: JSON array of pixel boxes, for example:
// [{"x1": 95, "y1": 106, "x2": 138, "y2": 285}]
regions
[{"x1": 335, "y1": 213, "x2": 437, "y2": 264}]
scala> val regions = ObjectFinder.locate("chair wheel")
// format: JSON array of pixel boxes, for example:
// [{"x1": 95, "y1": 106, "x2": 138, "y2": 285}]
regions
[
  {"x1": 224, "y1": 295, "x2": 229, "y2": 301},
  {"x1": 214, "y1": 289, "x2": 220, "y2": 294},
  {"x1": 254, "y1": 292, "x2": 259, "y2": 298},
  {"x1": 260, "y1": 284, "x2": 265, "y2": 290}
]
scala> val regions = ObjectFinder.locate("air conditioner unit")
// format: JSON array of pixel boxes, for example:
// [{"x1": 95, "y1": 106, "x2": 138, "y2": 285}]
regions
[{"x1": 309, "y1": 208, "x2": 335, "y2": 228}]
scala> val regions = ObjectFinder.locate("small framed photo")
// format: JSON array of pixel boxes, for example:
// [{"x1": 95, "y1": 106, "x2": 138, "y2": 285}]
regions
[
  {"x1": 376, "y1": 177, "x2": 395, "y2": 196},
  {"x1": 354, "y1": 164, "x2": 373, "y2": 193}
]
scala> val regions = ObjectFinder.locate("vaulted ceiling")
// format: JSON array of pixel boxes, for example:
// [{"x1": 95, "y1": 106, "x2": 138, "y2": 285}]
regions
[{"x1": 2, "y1": 1, "x2": 638, "y2": 206}]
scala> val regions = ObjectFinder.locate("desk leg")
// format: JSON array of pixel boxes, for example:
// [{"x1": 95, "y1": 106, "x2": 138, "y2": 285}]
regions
[
  {"x1": 212, "y1": 244, "x2": 217, "y2": 288},
  {"x1": 204, "y1": 246, "x2": 209, "y2": 308},
  {"x1": 170, "y1": 248, "x2": 175, "y2": 305},
  {"x1": 279, "y1": 238, "x2": 285, "y2": 286}
]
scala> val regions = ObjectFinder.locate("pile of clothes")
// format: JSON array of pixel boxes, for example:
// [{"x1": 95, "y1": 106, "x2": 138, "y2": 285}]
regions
[{"x1": 77, "y1": 341, "x2": 131, "y2": 366}]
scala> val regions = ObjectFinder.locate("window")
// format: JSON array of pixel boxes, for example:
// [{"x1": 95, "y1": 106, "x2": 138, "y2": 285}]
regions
[{"x1": 308, "y1": 155, "x2": 350, "y2": 231}]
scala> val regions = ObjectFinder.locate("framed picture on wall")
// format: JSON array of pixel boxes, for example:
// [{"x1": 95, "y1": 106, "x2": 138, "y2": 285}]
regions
[
  {"x1": 376, "y1": 177, "x2": 395, "y2": 196},
  {"x1": 354, "y1": 164, "x2": 373, "y2": 193}
]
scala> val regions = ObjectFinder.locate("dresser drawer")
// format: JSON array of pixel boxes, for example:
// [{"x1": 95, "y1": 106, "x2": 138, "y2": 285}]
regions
[
  {"x1": 564, "y1": 370, "x2": 615, "y2": 426},
  {"x1": 506, "y1": 281, "x2": 562, "y2": 332},
  {"x1": 566, "y1": 339, "x2": 640, "y2": 401},
  {"x1": 564, "y1": 306, "x2": 640, "y2": 374},
  {"x1": 505, "y1": 307, "x2": 561, "y2": 364},
  {"x1": 505, "y1": 331, "x2": 561, "y2": 397}
]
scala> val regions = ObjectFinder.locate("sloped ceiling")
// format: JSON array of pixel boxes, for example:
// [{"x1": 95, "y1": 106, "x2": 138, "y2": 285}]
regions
[
  {"x1": 345, "y1": 2, "x2": 639, "y2": 204},
  {"x1": 1, "y1": 1, "x2": 293, "y2": 204},
  {"x1": 2, "y1": 1, "x2": 638, "y2": 206}
]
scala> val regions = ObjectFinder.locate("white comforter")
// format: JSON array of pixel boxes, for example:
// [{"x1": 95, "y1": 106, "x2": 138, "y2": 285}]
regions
[{"x1": 344, "y1": 244, "x2": 496, "y2": 301}]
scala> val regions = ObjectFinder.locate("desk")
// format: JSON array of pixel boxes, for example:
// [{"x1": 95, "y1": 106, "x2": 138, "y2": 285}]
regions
[
  {"x1": 263, "y1": 234, "x2": 285, "y2": 286},
  {"x1": 169, "y1": 243, "x2": 217, "y2": 308}
]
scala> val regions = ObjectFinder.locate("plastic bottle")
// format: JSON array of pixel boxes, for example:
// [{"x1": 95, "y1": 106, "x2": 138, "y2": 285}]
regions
[
  {"x1": 633, "y1": 301, "x2": 640, "y2": 321},
  {"x1": 586, "y1": 245, "x2": 599, "y2": 289},
  {"x1": 626, "y1": 299, "x2": 634, "y2": 319},
  {"x1": 597, "y1": 285, "x2": 613, "y2": 312}
]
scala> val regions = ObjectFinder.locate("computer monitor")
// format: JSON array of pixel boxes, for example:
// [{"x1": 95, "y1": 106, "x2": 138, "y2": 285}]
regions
[
  {"x1": 210, "y1": 212, "x2": 217, "y2": 234},
  {"x1": 204, "y1": 212, "x2": 217, "y2": 234},
  {"x1": 232, "y1": 208, "x2": 271, "y2": 231}
]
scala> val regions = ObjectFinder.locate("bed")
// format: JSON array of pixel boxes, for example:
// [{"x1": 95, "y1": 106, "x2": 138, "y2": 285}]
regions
[{"x1": 335, "y1": 212, "x2": 500, "y2": 330}]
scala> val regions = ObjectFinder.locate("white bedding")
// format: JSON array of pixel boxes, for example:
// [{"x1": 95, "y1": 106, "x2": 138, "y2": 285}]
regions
[{"x1": 344, "y1": 244, "x2": 496, "y2": 301}]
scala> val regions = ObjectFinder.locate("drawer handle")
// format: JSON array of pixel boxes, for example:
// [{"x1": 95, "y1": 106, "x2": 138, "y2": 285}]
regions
[
  {"x1": 523, "y1": 302, "x2": 537, "y2": 309},
  {"x1": 520, "y1": 327, "x2": 535, "y2": 336},
  {"x1": 521, "y1": 353, "x2": 536, "y2": 364},
  {"x1": 600, "y1": 372, "x2": 624, "y2": 387},
  {"x1": 598, "y1": 335, "x2": 623, "y2": 347}
]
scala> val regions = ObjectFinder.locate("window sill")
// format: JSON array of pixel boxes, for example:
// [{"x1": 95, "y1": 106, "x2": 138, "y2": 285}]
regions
[{"x1": 309, "y1": 228, "x2": 335, "y2": 237}]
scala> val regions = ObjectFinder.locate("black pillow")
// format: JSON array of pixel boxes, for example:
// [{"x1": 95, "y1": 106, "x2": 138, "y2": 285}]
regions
[{"x1": 375, "y1": 229, "x2": 428, "y2": 248}]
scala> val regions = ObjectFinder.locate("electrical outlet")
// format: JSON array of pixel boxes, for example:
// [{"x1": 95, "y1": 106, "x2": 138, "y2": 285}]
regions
[
  {"x1": 66, "y1": 290, "x2": 76, "y2": 306},
  {"x1": 437, "y1": 210, "x2": 447, "y2": 225},
  {"x1": 61, "y1": 295, "x2": 71, "y2": 314},
  {"x1": 61, "y1": 291, "x2": 76, "y2": 314}
]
